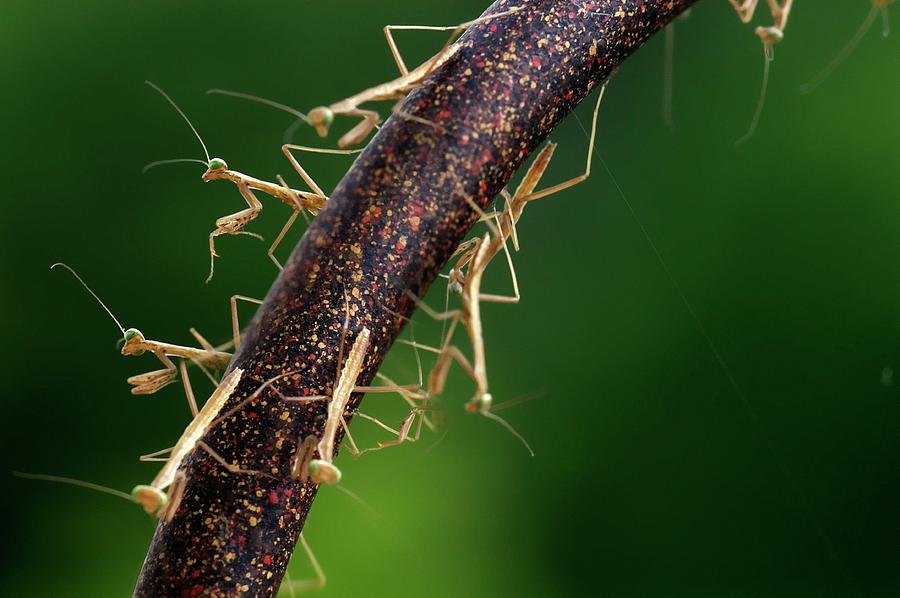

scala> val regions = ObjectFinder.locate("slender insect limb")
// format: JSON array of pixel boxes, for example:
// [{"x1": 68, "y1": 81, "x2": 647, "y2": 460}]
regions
[
  {"x1": 291, "y1": 435, "x2": 319, "y2": 482},
  {"x1": 477, "y1": 229, "x2": 520, "y2": 305},
  {"x1": 179, "y1": 360, "x2": 200, "y2": 417},
  {"x1": 207, "y1": 181, "x2": 264, "y2": 283},
  {"x1": 517, "y1": 85, "x2": 604, "y2": 202},
  {"x1": 231, "y1": 295, "x2": 264, "y2": 350},
  {"x1": 351, "y1": 409, "x2": 424, "y2": 456},
  {"x1": 280, "y1": 534, "x2": 326, "y2": 597},
  {"x1": 799, "y1": 3, "x2": 886, "y2": 94},
  {"x1": 303, "y1": 6, "x2": 525, "y2": 145},
  {"x1": 337, "y1": 109, "x2": 383, "y2": 149},
  {"x1": 127, "y1": 350, "x2": 178, "y2": 395},
  {"x1": 158, "y1": 471, "x2": 187, "y2": 522},
  {"x1": 140, "y1": 446, "x2": 175, "y2": 462},
  {"x1": 377, "y1": 372, "x2": 438, "y2": 432},
  {"x1": 189, "y1": 328, "x2": 216, "y2": 352},
  {"x1": 268, "y1": 174, "x2": 312, "y2": 271},
  {"x1": 197, "y1": 441, "x2": 272, "y2": 478},
  {"x1": 729, "y1": 0, "x2": 761, "y2": 23},
  {"x1": 280, "y1": 144, "x2": 360, "y2": 198},
  {"x1": 404, "y1": 289, "x2": 463, "y2": 323}
]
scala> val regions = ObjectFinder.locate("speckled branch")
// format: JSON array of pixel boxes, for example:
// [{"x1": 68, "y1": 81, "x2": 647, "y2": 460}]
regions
[{"x1": 133, "y1": 1, "x2": 697, "y2": 595}]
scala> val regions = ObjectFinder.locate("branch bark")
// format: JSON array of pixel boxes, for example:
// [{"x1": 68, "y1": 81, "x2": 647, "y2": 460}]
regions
[{"x1": 133, "y1": 1, "x2": 697, "y2": 595}]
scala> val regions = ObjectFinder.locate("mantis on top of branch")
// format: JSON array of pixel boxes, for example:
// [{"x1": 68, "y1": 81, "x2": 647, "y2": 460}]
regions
[{"x1": 207, "y1": 5, "x2": 525, "y2": 148}]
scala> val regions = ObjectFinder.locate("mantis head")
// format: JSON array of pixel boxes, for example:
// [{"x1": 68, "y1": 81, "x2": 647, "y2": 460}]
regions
[
  {"x1": 121, "y1": 328, "x2": 148, "y2": 356},
  {"x1": 447, "y1": 268, "x2": 465, "y2": 294},
  {"x1": 201, "y1": 157, "x2": 229, "y2": 182},
  {"x1": 307, "y1": 459, "x2": 341, "y2": 484},
  {"x1": 466, "y1": 392, "x2": 493, "y2": 414},
  {"x1": 131, "y1": 485, "x2": 167, "y2": 516},
  {"x1": 755, "y1": 25, "x2": 784, "y2": 46},
  {"x1": 307, "y1": 106, "x2": 334, "y2": 137}
]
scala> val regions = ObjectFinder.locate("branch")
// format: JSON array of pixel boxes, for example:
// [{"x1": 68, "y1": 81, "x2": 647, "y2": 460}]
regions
[{"x1": 133, "y1": 1, "x2": 697, "y2": 595}]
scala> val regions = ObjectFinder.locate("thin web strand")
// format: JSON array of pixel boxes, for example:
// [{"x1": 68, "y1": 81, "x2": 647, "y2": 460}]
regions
[{"x1": 573, "y1": 110, "x2": 858, "y2": 595}]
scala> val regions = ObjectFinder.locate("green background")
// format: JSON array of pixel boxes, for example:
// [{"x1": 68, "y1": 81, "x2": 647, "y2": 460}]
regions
[{"x1": 1, "y1": 1, "x2": 897, "y2": 596}]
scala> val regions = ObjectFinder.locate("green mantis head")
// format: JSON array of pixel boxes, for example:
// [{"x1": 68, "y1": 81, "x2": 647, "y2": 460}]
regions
[
  {"x1": 466, "y1": 392, "x2": 493, "y2": 414},
  {"x1": 121, "y1": 328, "x2": 147, "y2": 355},
  {"x1": 202, "y1": 158, "x2": 229, "y2": 182},
  {"x1": 308, "y1": 459, "x2": 341, "y2": 485},
  {"x1": 208, "y1": 158, "x2": 228, "y2": 172},
  {"x1": 307, "y1": 106, "x2": 334, "y2": 138},
  {"x1": 131, "y1": 484, "x2": 167, "y2": 517}
]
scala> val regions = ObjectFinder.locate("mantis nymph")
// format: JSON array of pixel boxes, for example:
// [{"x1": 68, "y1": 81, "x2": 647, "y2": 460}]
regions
[
  {"x1": 145, "y1": 82, "x2": 345, "y2": 281},
  {"x1": 208, "y1": 6, "x2": 524, "y2": 148},
  {"x1": 287, "y1": 316, "x2": 428, "y2": 485},
  {"x1": 52, "y1": 262, "x2": 230, "y2": 401},
  {"x1": 402, "y1": 85, "x2": 605, "y2": 455}
]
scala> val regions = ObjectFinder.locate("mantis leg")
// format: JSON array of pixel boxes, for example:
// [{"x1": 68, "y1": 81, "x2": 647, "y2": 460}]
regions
[
  {"x1": 280, "y1": 534, "x2": 326, "y2": 597},
  {"x1": 350, "y1": 409, "x2": 424, "y2": 457},
  {"x1": 267, "y1": 174, "x2": 314, "y2": 271},
  {"x1": 477, "y1": 226, "x2": 520, "y2": 305},
  {"x1": 231, "y1": 294, "x2": 264, "y2": 350},
  {"x1": 207, "y1": 182, "x2": 264, "y2": 283},
  {"x1": 281, "y1": 144, "x2": 358, "y2": 197},
  {"x1": 127, "y1": 350, "x2": 178, "y2": 394},
  {"x1": 178, "y1": 360, "x2": 199, "y2": 417},
  {"x1": 518, "y1": 86, "x2": 604, "y2": 202},
  {"x1": 336, "y1": 109, "x2": 382, "y2": 148},
  {"x1": 290, "y1": 435, "x2": 319, "y2": 482},
  {"x1": 159, "y1": 471, "x2": 186, "y2": 523},
  {"x1": 197, "y1": 441, "x2": 270, "y2": 478},
  {"x1": 729, "y1": 0, "x2": 761, "y2": 23}
]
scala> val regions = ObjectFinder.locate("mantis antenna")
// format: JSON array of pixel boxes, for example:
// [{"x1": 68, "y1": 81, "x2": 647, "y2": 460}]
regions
[
  {"x1": 14, "y1": 472, "x2": 134, "y2": 502},
  {"x1": 145, "y1": 80, "x2": 211, "y2": 165},
  {"x1": 142, "y1": 158, "x2": 210, "y2": 174},
  {"x1": 207, "y1": 89, "x2": 311, "y2": 124},
  {"x1": 799, "y1": 5, "x2": 883, "y2": 94},
  {"x1": 51, "y1": 262, "x2": 125, "y2": 335}
]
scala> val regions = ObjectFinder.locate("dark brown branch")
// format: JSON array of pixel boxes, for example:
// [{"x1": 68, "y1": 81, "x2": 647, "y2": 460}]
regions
[{"x1": 133, "y1": 1, "x2": 697, "y2": 595}]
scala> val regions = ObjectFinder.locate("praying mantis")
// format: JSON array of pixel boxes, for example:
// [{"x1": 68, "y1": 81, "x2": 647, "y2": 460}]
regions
[
  {"x1": 145, "y1": 82, "x2": 355, "y2": 281},
  {"x1": 208, "y1": 6, "x2": 524, "y2": 148},
  {"x1": 283, "y1": 300, "x2": 428, "y2": 485},
  {"x1": 402, "y1": 85, "x2": 605, "y2": 456},
  {"x1": 52, "y1": 263, "x2": 231, "y2": 399}
]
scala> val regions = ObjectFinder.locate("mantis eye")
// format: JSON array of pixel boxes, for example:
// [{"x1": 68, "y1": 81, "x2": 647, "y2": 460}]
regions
[
  {"x1": 208, "y1": 158, "x2": 228, "y2": 171},
  {"x1": 124, "y1": 328, "x2": 140, "y2": 341},
  {"x1": 479, "y1": 393, "x2": 493, "y2": 411}
]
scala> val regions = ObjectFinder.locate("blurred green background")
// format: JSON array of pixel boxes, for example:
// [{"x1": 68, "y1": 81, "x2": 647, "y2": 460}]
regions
[{"x1": 1, "y1": 1, "x2": 898, "y2": 596}]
